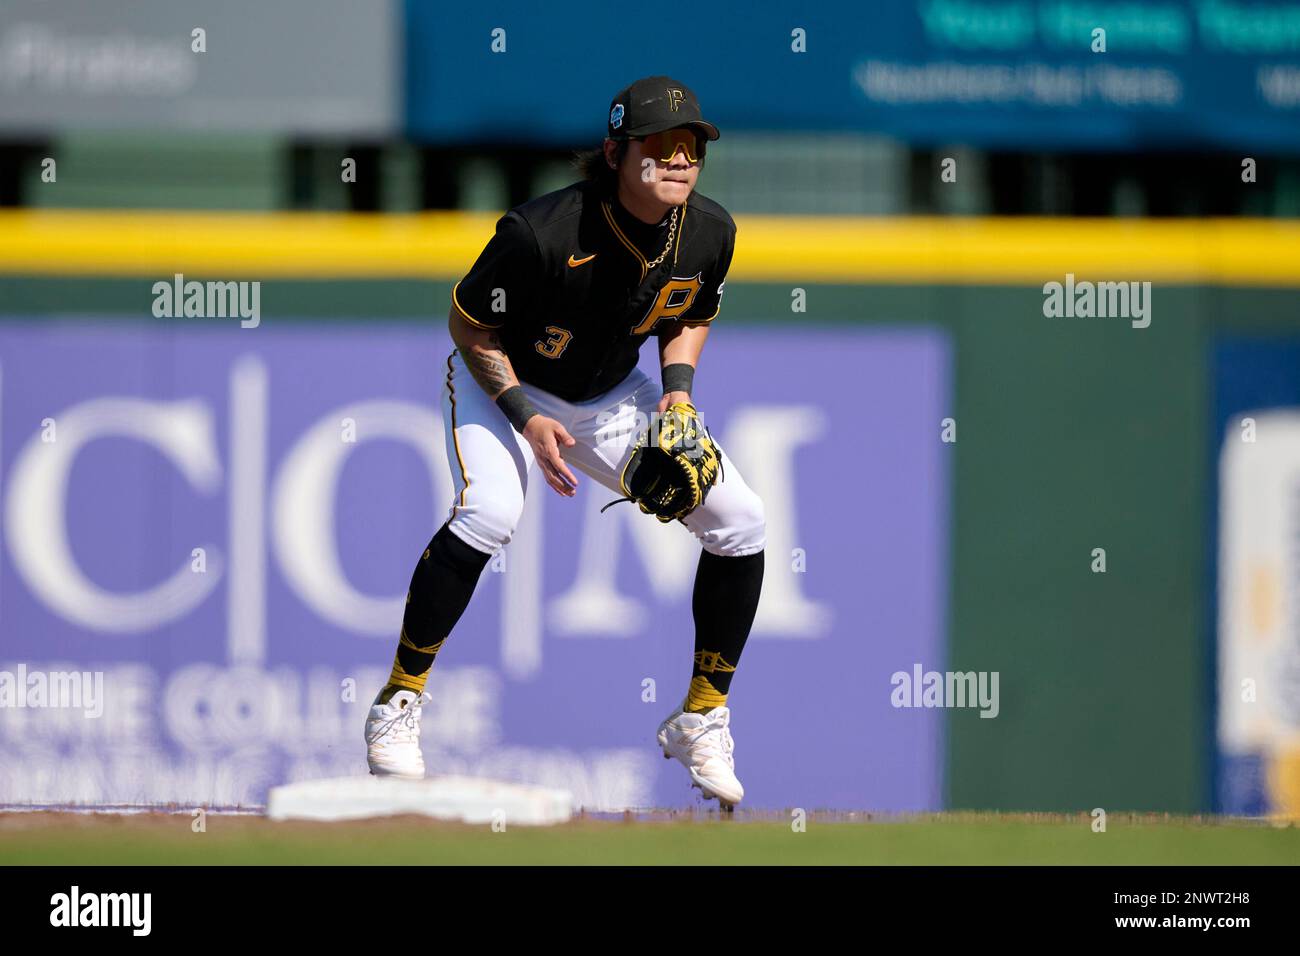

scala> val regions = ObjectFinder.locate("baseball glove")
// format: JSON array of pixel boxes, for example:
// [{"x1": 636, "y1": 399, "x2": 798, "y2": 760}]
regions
[{"x1": 600, "y1": 401, "x2": 723, "y2": 523}]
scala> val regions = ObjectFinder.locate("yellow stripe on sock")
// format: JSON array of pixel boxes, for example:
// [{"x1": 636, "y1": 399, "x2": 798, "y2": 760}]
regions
[
  {"x1": 686, "y1": 675, "x2": 728, "y2": 713},
  {"x1": 385, "y1": 667, "x2": 427, "y2": 694}
]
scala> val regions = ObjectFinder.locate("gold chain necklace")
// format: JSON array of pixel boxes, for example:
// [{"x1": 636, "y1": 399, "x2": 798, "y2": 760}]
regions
[{"x1": 645, "y1": 205, "x2": 679, "y2": 270}]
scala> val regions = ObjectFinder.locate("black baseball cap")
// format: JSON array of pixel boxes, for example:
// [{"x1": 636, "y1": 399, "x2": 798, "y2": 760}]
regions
[{"x1": 607, "y1": 76, "x2": 720, "y2": 142}]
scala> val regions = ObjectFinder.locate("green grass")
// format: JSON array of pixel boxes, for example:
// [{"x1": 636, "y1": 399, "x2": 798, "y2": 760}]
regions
[{"x1": 2, "y1": 812, "x2": 1296, "y2": 865}]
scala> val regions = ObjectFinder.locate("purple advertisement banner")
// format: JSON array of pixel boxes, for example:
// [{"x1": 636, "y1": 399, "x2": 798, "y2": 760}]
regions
[{"x1": 0, "y1": 320, "x2": 948, "y2": 810}]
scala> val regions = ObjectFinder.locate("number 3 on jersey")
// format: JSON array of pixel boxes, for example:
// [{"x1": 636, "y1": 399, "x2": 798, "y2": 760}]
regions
[
  {"x1": 535, "y1": 326, "x2": 573, "y2": 359},
  {"x1": 631, "y1": 273, "x2": 704, "y2": 335}
]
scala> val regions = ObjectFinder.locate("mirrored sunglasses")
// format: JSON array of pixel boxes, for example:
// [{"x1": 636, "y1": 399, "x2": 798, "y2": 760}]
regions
[{"x1": 638, "y1": 128, "x2": 705, "y2": 163}]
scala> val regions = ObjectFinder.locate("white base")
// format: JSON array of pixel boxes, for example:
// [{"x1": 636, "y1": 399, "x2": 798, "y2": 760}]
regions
[{"x1": 266, "y1": 775, "x2": 575, "y2": 826}]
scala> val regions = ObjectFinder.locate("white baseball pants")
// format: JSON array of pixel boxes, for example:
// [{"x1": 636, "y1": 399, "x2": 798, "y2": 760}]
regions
[{"x1": 440, "y1": 349, "x2": 766, "y2": 558}]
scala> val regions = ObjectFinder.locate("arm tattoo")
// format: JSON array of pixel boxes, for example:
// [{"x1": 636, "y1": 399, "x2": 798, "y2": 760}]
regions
[{"x1": 465, "y1": 334, "x2": 517, "y2": 397}]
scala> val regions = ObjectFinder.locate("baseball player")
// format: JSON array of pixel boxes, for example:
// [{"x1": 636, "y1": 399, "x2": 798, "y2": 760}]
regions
[{"x1": 364, "y1": 76, "x2": 765, "y2": 808}]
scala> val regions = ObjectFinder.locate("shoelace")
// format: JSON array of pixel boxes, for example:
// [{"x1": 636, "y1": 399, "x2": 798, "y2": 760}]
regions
[
  {"x1": 682, "y1": 712, "x2": 735, "y2": 767},
  {"x1": 366, "y1": 692, "x2": 431, "y2": 746}
]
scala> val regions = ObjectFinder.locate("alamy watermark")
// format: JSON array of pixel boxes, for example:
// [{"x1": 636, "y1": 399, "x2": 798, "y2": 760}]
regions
[
  {"x1": 152, "y1": 272, "x2": 260, "y2": 328},
  {"x1": 1043, "y1": 273, "x2": 1151, "y2": 328},
  {"x1": 0, "y1": 665, "x2": 104, "y2": 718},
  {"x1": 890, "y1": 663, "x2": 999, "y2": 718},
  {"x1": 50, "y1": 886, "x2": 150, "y2": 936}
]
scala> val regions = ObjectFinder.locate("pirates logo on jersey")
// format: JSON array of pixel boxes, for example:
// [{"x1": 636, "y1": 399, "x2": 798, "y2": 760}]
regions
[{"x1": 631, "y1": 272, "x2": 704, "y2": 335}]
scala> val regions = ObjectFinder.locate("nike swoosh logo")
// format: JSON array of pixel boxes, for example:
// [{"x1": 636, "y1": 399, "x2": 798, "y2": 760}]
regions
[{"x1": 567, "y1": 253, "x2": 597, "y2": 267}]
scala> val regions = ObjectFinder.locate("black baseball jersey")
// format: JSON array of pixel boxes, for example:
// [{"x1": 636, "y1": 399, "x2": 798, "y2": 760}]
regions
[{"x1": 451, "y1": 179, "x2": 735, "y2": 402}]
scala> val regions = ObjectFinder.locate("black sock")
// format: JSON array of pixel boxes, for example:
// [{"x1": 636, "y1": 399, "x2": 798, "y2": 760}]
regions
[
  {"x1": 686, "y1": 549, "x2": 764, "y2": 712},
  {"x1": 379, "y1": 522, "x2": 490, "y2": 704}
]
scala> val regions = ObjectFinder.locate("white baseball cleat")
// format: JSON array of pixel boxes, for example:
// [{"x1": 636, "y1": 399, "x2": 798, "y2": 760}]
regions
[
  {"x1": 657, "y1": 700, "x2": 744, "y2": 808},
  {"x1": 365, "y1": 690, "x2": 430, "y2": 779}
]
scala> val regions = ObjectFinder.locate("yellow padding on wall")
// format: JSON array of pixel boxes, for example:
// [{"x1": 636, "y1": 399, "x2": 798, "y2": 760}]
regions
[{"x1": 1, "y1": 210, "x2": 1297, "y2": 286}]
